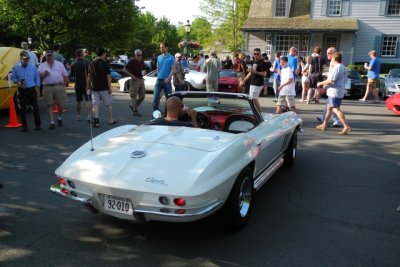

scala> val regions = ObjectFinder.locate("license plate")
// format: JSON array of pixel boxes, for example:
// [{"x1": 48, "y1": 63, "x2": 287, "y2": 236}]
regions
[{"x1": 103, "y1": 194, "x2": 133, "y2": 215}]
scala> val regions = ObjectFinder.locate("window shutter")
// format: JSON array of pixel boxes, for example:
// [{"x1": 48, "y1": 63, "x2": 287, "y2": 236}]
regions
[
  {"x1": 342, "y1": 0, "x2": 350, "y2": 16},
  {"x1": 396, "y1": 37, "x2": 399, "y2": 57},
  {"x1": 321, "y1": 0, "x2": 328, "y2": 16},
  {"x1": 379, "y1": 0, "x2": 387, "y2": 16},
  {"x1": 374, "y1": 35, "x2": 383, "y2": 56}
]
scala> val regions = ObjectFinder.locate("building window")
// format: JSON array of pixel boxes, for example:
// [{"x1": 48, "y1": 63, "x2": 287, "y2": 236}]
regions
[
  {"x1": 387, "y1": 0, "x2": 400, "y2": 15},
  {"x1": 300, "y1": 35, "x2": 310, "y2": 54},
  {"x1": 327, "y1": 0, "x2": 342, "y2": 16},
  {"x1": 265, "y1": 35, "x2": 272, "y2": 57},
  {"x1": 381, "y1": 36, "x2": 398, "y2": 57},
  {"x1": 275, "y1": 0, "x2": 286, "y2": 17},
  {"x1": 276, "y1": 35, "x2": 300, "y2": 54}
]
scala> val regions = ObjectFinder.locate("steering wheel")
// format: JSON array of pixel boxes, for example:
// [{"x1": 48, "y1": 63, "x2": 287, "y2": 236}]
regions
[
  {"x1": 178, "y1": 111, "x2": 212, "y2": 129},
  {"x1": 196, "y1": 112, "x2": 213, "y2": 129}
]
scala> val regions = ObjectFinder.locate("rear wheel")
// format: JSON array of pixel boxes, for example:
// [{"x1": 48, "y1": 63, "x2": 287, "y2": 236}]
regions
[
  {"x1": 124, "y1": 80, "x2": 130, "y2": 92},
  {"x1": 222, "y1": 167, "x2": 253, "y2": 230},
  {"x1": 185, "y1": 82, "x2": 193, "y2": 91},
  {"x1": 283, "y1": 131, "x2": 297, "y2": 168}
]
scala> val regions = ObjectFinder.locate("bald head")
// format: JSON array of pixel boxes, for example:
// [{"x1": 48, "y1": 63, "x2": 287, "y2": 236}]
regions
[{"x1": 166, "y1": 96, "x2": 182, "y2": 118}]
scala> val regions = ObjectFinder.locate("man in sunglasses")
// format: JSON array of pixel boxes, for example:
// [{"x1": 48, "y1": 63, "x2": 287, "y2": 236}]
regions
[
  {"x1": 12, "y1": 51, "x2": 41, "y2": 132},
  {"x1": 240, "y1": 48, "x2": 268, "y2": 111}
]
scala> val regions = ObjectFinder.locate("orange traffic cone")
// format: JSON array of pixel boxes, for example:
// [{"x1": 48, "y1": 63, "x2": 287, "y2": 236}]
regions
[
  {"x1": 53, "y1": 104, "x2": 66, "y2": 113},
  {"x1": 5, "y1": 96, "x2": 22, "y2": 128}
]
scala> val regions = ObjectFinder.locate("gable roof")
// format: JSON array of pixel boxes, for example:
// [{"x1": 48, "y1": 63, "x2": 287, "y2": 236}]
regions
[{"x1": 243, "y1": 0, "x2": 357, "y2": 32}]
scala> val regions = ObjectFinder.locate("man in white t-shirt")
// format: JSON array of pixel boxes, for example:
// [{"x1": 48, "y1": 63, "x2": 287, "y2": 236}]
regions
[
  {"x1": 276, "y1": 56, "x2": 297, "y2": 114},
  {"x1": 316, "y1": 52, "x2": 351, "y2": 135}
]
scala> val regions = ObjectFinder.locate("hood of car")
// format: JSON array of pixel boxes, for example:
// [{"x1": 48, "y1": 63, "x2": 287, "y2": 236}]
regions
[
  {"x1": 0, "y1": 47, "x2": 22, "y2": 80},
  {"x1": 55, "y1": 125, "x2": 241, "y2": 193}
]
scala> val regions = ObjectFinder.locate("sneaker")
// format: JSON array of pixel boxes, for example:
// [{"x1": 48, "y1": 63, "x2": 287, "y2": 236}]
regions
[
  {"x1": 57, "y1": 118, "x2": 63, "y2": 127},
  {"x1": 49, "y1": 123, "x2": 56, "y2": 130},
  {"x1": 273, "y1": 98, "x2": 278, "y2": 102},
  {"x1": 332, "y1": 122, "x2": 342, "y2": 128}
]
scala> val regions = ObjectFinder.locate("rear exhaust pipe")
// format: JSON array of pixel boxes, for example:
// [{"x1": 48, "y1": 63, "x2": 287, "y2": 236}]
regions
[{"x1": 83, "y1": 203, "x2": 99, "y2": 214}]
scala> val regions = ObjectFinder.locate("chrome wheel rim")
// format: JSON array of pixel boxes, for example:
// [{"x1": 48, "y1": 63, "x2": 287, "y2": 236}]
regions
[{"x1": 238, "y1": 177, "x2": 252, "y2": 218}]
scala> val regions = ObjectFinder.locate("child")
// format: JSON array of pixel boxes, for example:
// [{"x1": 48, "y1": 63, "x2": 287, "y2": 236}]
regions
[{"x1": 276, "y1": 56, "x2": 297, "y2": 114}]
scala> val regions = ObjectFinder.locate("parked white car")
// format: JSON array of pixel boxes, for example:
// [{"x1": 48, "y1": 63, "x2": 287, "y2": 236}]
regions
[
  {"x1": 118, "y1": 70, "x2": 206, "y2": 92},
  {"x1": 50, "y1": 92, "x2": 302, "y2": 229}
]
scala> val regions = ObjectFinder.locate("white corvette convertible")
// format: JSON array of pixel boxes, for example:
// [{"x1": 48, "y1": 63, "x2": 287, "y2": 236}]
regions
[{"x1": 50, "y1": 92, "x2": 302, "y2": 229}]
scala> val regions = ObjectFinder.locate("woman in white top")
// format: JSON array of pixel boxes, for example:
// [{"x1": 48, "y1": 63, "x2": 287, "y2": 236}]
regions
[{"x1": 301, "y1": 56, "x2": 311, "y2": 103}]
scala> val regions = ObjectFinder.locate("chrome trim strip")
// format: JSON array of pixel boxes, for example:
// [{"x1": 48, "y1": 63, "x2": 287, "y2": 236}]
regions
[
  {"x1": 50, "y1": 183, "x2": 92, "y2": 204},
  {"x1": 135, "y1": 200, "x2": 224, "y2": 218},
  {"x1": 253, "y1": 157, "x2": 284, "y2": 191}
]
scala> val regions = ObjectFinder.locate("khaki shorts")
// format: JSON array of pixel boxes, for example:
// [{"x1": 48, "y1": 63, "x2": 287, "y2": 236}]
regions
[
  {"x1": 277, "y1": 95, "x2": 295, "y2": 107},
  {"x1": 92, "y1": 90, "x2": 112, "y2": 106},
  {"x1": 43, "y1": 84, "x2": 67, "y2": 106},
  {"x1": 367, "y1": 78, "x2": 378, "y2": 90}
]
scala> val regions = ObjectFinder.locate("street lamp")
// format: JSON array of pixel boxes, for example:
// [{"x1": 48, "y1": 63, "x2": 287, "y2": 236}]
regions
[{"x1": 184, "y1": 20, "x2": 191, "y2": 56}]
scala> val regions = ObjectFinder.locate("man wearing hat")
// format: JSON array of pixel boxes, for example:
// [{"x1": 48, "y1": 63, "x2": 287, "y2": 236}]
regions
[
  {"x1": 20, "y1": 41, "x2": 39, "y2": 67},
  {"x1": 203, "y1": 50, "x2": 221, "y2": 92},
  {"x1": 122, "y1": 49, "x2": 146, "y2": 117},
  {"x1": 38, "y1": 50, "x2": 69, "y2": 129},
  {"x1": 11, "y1": 51, "x2": 41, "y2": 132},
  {"x1": 359, "y1": 50, "x2": 381, "y2": 103},
  {"x1": 172, "y1": 53, "x2": 187, "y2": 92}
]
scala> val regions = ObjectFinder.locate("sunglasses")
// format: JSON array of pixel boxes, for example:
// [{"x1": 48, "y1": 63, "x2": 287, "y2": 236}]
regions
[{"x1": 253, "y1": 53, "x2": 260, "y2": 56}]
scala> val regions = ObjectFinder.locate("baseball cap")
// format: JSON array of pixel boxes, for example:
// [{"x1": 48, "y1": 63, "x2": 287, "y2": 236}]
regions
[
  {"x1": 368, "y1": 50, "x2": 376, "y2": 55},
  {"x1": 20, "y1": 50, "x2": 30, "y2": 59},
  {"x1": 45, "y1": 50, "x2": 53, "y2": 56},
  {"x1": 175, "y1": 53, "x2": 182, "y2": 58}
]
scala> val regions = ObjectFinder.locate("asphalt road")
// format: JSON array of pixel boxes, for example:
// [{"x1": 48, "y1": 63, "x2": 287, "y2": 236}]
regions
[{"x1": 0, "y1": 89, "x2": 399, "y2": 267}]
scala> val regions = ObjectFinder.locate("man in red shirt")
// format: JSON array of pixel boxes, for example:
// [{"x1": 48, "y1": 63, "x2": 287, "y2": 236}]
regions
[{"x1": 123, "y1": 49, "x2": 146, "y2": 117}]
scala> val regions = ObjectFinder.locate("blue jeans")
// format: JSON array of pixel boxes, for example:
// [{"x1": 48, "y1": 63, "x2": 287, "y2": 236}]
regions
[
  {"x1": 153, "y1": 79, "x2": 172, "y2": 111},
  {"x1": 320, "y1": 105, "x2": 342, "y2": 126}
]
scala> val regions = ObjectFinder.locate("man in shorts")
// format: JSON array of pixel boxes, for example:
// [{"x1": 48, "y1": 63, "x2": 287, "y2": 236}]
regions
[
  {"x1": 239, "y1": 48, "x2": 268, "y2": 111},
  {"x1": 38, "y1": 50, "x2": 69, "y2": 129},
  {"x1": 276, "y1": 56, "x2": 297, "y2": 114},
  {"x1": 359, "y1": 50, "x2": 380, "y2": 103},
  {"x1": 70, "y1": 49, "x2": 92, "y2": 122},
  {"x1": 316, "y1": 52, "x2": 351, "y2": 135},
  {"x1": 88, "y1": 48, "x2": 117, "y2": 127}
]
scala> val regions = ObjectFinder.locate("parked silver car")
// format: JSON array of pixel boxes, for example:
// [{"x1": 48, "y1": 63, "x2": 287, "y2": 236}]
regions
[
  {"x1": 118, "y1": 70, "x2": 206, "y2": 92},
  {"x1": 380, "y1": 68, "x2": 400, "y2": 99}
]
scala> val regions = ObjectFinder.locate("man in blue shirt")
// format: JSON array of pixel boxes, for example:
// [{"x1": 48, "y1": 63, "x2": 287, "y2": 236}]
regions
[
  {"x1": 12, "y1": 51, "x2": 41, "y2": 132},
  {"x1": 153, "y1": 42, "x2": 175, "y2": 111},
  {"x1": 359, "y1": 50, "x2": 381, "y2": 103},
  {"x1": 287, "y1": 47, "x2": 298, "y2": 79}
]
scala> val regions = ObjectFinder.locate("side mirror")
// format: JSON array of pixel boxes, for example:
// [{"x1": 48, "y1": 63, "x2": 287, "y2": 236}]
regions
[{"x1": 152, "y1": 110, "x2": 162, "y2": 119}]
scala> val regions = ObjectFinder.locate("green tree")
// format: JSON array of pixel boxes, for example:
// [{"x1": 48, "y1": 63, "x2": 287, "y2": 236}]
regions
[
  {"x1": 200, "y1": 0, "x2": 251, "y2": 52},
  {"x1": 0, "y1": 0, "x2": 137, "y2": 57}
]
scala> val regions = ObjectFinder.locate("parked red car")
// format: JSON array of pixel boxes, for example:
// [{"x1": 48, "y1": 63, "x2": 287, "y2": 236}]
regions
[
  {"x1": 219, "y1": 69, "x2": 241, "y2": 93},
  {"x1": 385, "y1": 93, "x2": 400, "y2": 115}
]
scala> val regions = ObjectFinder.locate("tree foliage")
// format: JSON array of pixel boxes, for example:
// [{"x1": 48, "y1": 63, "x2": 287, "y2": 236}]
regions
[
  {"x1": 0, "y1": 0, "x2": 137, "y2": 56},
  {"x1": 200, "y1": 0, "x2": 251, "y2": 52}
]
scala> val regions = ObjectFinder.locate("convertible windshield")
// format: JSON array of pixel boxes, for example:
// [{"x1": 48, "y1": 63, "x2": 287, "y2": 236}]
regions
[
  {"x1": 175, "y1": 93, "x2": 258, "y2": 133},
  {"x1": 182, "y1": 94, "x2": 253, "y2": 115}
]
